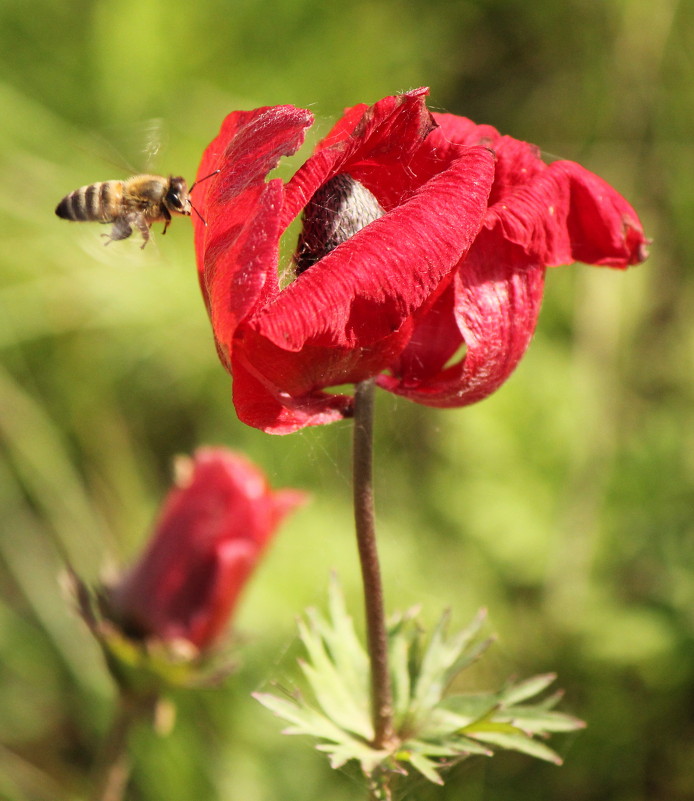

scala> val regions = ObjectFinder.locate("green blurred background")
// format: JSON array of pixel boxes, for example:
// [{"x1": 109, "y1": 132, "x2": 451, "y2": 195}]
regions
[{"x1": 0, "y1": 0, "x2": 691, "y2": 799}]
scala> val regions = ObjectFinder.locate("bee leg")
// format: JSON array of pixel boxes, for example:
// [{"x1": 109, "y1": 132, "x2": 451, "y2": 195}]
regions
[
  {"x1": 161, "y1": 207, "x2": 171, "y2": 236},
  {"x1": 102, "y1": 217, "x2": 133, "y2": 246},
  {"x1": 131, "y1": 214, "x2": 152, "y2": 249}
]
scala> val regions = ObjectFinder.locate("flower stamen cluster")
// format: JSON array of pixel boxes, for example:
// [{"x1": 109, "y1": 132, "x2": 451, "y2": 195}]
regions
[{"x1": 295, "y1": 174, "x2": 385, "y2": 274}]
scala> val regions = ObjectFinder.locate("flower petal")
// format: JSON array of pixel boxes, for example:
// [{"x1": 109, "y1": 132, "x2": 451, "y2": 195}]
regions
[
  {"x1": 378, "y1": 119, "x2": 648, "y2": 407},
  {"x1": 429, "y1": 113, "x2": 648, "y2": 266},
  {"x1": 194, "y1": 105, "x2": 315, "y2": 359},
  {"x1": 256, "y1": 146, "x2": 496, "y2": 352},
  {"x1": 231, "y1": 349, "x2": 355, "y2": 434},
  {"x1": 379, "y1": 232, "x2": 546, "y2": 407},
  {"x1": 280, "y1": 88, "x2": 436, "y2": 229},
  {"x1": 108, "y1": 448, "x2": 306, "y2": 648},
  {"x1": 485, "y1": 159, "x2": 648, "y2": 268}
]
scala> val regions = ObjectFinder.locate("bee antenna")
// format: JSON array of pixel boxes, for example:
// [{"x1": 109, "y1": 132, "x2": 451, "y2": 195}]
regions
[
  {"x1": 190, "y1": 200, "x2": 207, "y2": 226},
  {"x1": 189, "y1": 168, "x2": 220, "y2": 193}
]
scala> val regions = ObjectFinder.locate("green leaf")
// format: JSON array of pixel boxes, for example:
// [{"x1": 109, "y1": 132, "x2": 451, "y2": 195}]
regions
[
  {"x1": 322, "y1": 575, "x2": 370, "y2": 691},
  {"x1": 493, "y1": 706, "x2": 586, "y2": 733},
  {"x1": 500, "y1": 673, "x2": 558, "y2": 705},
  {"x1": 317, "y1": 740, "x2": 389, "y2": 774},
  {"x1": 410, "y1": 609, "x2": 490, "y2": 722},
  {"x1": 255, "y1": 582, "x2": 581, "y2": 789},
  {"x1": 423, "y1": 706, "x2": 494, "y2": 738},
  {"x1": 401, "y1": 751, "x2": 445, "y2": 785},
  {"x1": 440, "y1": 692, "x2": 500, "y2": 722},
  {"x1": 468, "y1": 729, "x2": 564, "y2": 765},
  {"x1": 413, "y1": 733, "x2": 493, "y2": 758},
  {"x1": 297, "y1": 652, "x2": 372, "y2": 738},
  {"x1": 253, "y1": 691, "x2": 350, "y2": 743},
  {"x1": 389, "y1": 623, "x2": 412, "y2": 726},
  {"x1": 296, "y1": 609, "x2": 372, "y2": 739}
]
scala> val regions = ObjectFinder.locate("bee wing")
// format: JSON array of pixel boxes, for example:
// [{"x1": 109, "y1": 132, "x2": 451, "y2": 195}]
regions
[
  {"x1": 78, "y1": 128, "x2": 138, "y2": 176},
  {"x1": 80, "y1": 119, "x2": 169, "y2": 176},
  {"x1": 140, "y1": 118, "x2": 168, "y2": 171}
]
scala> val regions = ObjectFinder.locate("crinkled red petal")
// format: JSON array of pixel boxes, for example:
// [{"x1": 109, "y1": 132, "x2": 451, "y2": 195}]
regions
[
  {"x1": 280, "y1": 89, "x2": 436, "y2": 228},
  {"x1": 379, "y1": 232, "x2": 546, "y2": 406},
  {"x1": 485, "y1": 159, "x2": 648, "y2": 268},
  {"x1": 256, "y1": 146, "x2": 495, "y2": 351},
  {"x1": 193, "y1": 105, "x2": 314, "y2": 347},
  {"x1": 231, "y1": 349, "x2": 355, "y2": 434}
]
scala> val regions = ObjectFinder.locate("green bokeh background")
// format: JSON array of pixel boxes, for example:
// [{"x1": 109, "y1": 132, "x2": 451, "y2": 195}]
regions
[{"x1": 1, "y1": 1, "x2": 692, "y2": 799}]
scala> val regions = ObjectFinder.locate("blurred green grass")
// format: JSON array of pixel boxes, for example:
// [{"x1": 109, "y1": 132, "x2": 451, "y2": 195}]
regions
[{"x1": 1, "y1": 0, "x2": 692, "y2": 799}]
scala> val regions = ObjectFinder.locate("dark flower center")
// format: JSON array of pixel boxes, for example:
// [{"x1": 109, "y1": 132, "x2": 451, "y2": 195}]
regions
[{"x1": 294, "y1": 173, "x2": 385, "y2": 274}]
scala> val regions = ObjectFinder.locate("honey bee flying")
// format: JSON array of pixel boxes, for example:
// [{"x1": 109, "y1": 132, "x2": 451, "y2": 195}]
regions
[{"x1": 55, "y1": 170, "x2": 219, "y2": 249}]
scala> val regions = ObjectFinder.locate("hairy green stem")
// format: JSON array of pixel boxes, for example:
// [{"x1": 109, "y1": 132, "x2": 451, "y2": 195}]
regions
[
  {"x1": 352, "y1": 379, "x2": 394, "y2": 751},
  {"x1": 89, "y1": 691, "x2": 145, "y2": 801}
]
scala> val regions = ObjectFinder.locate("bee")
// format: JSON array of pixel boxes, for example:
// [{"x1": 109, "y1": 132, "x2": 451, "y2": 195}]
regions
[{"x1": 55, "y1": 171, "x2": 219, "y2": 249}]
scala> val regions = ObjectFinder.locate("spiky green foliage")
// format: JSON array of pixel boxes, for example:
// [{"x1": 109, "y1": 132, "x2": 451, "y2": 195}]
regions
[{"x1": 255, "y1": 579, "x2": 583, "y2": 790}]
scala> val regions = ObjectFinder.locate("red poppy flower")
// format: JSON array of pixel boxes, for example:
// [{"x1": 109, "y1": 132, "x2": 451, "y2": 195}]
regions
[
  {"x1": 107, "y1": 448, "x2": 305, "y2": 651},
  {"x1": 193, "y1": 89, "x2": 647, "y2": 434}
]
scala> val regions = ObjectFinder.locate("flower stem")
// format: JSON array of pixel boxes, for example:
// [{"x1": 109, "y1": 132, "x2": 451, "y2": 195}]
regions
[
  {"x1": 352, "y1": 379, "x2": 394, "y2": 750},
  {"x1": 89, "y1": 691, "x2": 144, "y2": 801}
]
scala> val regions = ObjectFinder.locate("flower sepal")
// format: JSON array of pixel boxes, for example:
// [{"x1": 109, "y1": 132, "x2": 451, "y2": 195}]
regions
[
  {"x1": 69, "y1": 568, "x2": 236, "y2": 698},
  {"x1": 255, "y1": 577, "x2": 584, "y2": 796}
]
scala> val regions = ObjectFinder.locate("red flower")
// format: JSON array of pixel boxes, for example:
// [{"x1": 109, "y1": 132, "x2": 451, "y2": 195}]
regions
[
  {"x1": 193, "y1": 89, "x2": 647, "y2": 434},
  {"x1": 108, "y1": 448, "x2": 305, "y2": 651}
]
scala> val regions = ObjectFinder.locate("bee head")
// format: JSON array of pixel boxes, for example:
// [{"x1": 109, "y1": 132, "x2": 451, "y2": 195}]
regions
[{"x1": 165, "y1": 176, "x2": 192, "y2": 216}]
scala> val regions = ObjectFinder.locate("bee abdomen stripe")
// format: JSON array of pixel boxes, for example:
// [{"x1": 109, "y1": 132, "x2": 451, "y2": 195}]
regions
[
  {"x1": 55, "y1": 182, "x2": 117, "y2": 222},
  {"x1": 55, "y1": 192, "x2": 77, "y2": 221},
  {"x1": 61, "y1": 188, "x2": 91, "y2": 221},
  {"x1": 99, "y1": 181, "x2": 111, "y2": 211},
  {"x1": 85, "y1": 183, "x2": 100, "y2": 217}
]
